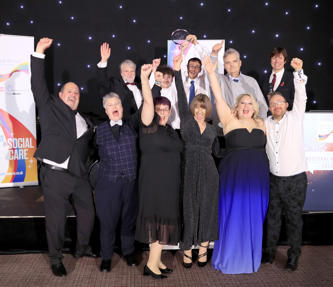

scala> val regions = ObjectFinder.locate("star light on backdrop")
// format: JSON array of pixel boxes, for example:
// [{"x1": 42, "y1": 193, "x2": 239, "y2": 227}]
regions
[{"x1": 0, "y1": 0, "x2": 329, "y2": 109}]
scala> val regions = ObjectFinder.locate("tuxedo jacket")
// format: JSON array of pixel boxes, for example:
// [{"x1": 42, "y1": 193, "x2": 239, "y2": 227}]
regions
[
  {"x1": 97, "y1": 67, "x2": 141, "y2": 121},
  {"x1": 261, "y1": 69, "x2": 295, "y2": 110},
  {"x1": 30, "y1": 56, "x2": 95, "y2": 177}
]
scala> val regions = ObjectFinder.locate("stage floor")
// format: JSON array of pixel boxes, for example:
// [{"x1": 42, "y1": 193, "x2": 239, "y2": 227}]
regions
[{"x1": 0, "y1": 246, "x2": 332, "y2": 287}]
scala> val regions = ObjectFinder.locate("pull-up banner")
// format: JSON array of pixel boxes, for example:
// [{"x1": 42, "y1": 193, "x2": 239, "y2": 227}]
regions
[{"x1": 0, "y1": 34, "x2": 38, "y2": 187}]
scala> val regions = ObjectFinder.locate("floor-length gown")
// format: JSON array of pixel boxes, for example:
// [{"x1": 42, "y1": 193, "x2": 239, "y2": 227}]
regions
[{"x1": 212, "y1": 128, "x2": 269, "y2": 274}]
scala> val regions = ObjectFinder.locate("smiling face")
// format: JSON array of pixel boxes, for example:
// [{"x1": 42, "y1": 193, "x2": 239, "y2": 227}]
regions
[
  {"x1": 59, "y1": 82, "x2": 80, "y2": 110},
  {"x1": 120, "y1": 63, "x2": 136, "y2": 83},
  {"x1": 155, "y1": 104, "x2": 171, "y2": 126},
  {"x1": 236, "y1": 95, "x2": 255, "y2": 119},
  {"x1": 271, "y1": 53, "x2": 286, "y2": 73},
  {"x1": 269, "y1": 94, "x2": 288, "y2": 119},
  {"x1": 161, "y1": 74, "x2": 173, "y2": 89},
  {"x1": 187, "y1": 59, "x2": 202, "y2": 80},
  {"x1": 193, "y1": 104, "x2": 206, "y2": 123},
  {"x1": 105, "y1": 96, "x2": 123, "y2": 122},
  {"x1": 224, "y1": 53, "x2": 242, "y2": 78}
]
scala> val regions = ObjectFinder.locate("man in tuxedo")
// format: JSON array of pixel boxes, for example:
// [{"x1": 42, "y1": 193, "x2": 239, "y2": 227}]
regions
[
  {"x1": 31, "y1": 38, "x2": 95, "y2": 277},
  {"x1": 261, "y1": 47, "x2": 295, "y2": 110},
  {"x1": 218, "y1": 48, "x2": 268, "y2": 119},
  {"x1": 97, "y1": 43, "x2": 141, "y2": 120}
]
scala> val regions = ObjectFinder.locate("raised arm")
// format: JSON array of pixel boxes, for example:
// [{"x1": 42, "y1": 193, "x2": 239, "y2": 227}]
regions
[
  {"x1": 97, "y1": 42, "x2": 112, "y2": 96},
  {"x1": 202, "y1": 56, "x2": 233, "y2": 126},
  {"x1": 290, "y1": 58, "x2": 307, "y2": 116},
  {"x1": 140, "y1": 64, "x2": 154, "y2": 126},
  {"x1": 31, "y1": 37, "x2": 53, "y2": 107},
  {"x1": 173, "y1": 53, "x2": 191, "y2": 123}
]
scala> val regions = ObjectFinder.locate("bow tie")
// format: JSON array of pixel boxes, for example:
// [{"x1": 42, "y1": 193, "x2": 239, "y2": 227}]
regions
[
  {"x1": 126, "y1": 82, "x2": 136, "y2": 86},
  {"x1": 110, "y1": 120, "x2": 123, "y2": 127},
  {"x1": 232, "y1": 78, "x2": 239, "y2": 83}
]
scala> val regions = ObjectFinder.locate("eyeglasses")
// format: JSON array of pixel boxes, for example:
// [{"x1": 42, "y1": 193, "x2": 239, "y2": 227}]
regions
[
  {"x1": 155, "y1": 107, "x2": 170, "y2": 113},
  {"x1": 188, "y1": 65, "x2": 201, "y2": 70},
  {"x1": 270, "y1": 101, "x2": 286, "y2": 107}
]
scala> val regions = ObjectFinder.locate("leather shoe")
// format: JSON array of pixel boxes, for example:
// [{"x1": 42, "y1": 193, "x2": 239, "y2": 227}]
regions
[
  {"x1": 285, "y1": 256, "x2": 299, "y2": 271},
  {"x1": 124, "y1": 252, "x2": 138, "y2": 266},
  {"x1": 100, "y1": 259, "x2": 111, "y2": 272},
  {"x1": 74, "y1": 246, "x2": 97, "y2": 258},
  {"x1": 143, "y1": 265, "x2": 167, "y2": 279},
  {"x1": 261, "y1": 252, "x2": 275, "y2": 264},
  {"x1": 159, "y1": 267, "x2": 173, "y2": 274},
  {"x1": 51, "y1": 262, "x2": 67, "y2": 277}
]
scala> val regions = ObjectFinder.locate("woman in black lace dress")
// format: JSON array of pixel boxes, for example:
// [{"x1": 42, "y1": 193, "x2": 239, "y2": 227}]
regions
[{"x1": 135, "y1": 64, "x2": 183, "y2": 279}]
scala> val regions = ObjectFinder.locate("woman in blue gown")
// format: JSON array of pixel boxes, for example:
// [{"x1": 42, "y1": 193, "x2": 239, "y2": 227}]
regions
[{"x1": 203, "y1": 56, "x2": 269, "y2": 274}]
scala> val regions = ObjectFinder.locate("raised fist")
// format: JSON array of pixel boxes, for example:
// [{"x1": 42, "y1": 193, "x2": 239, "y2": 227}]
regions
[
  {"x1": 290, "y1": 58, "x2": 303, "y2": 71},
  {"x1": 36, "y1": 38, "x2": 53, "y2": 54}
]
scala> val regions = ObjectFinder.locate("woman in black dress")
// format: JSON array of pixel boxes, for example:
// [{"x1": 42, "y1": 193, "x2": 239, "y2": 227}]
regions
[
  {"x1": 173, "y1": 54, "x2": 219, "y2": 268},
  {"x1": 135, "y1": 64, "x2": 183, "y2": 279}
]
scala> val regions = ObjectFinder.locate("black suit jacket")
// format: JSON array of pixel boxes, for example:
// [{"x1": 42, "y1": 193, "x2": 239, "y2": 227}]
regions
[
  {"x1": 97, "y1": 67, "x2": 141, "y2": 121},
  {"x1": 261, "y1": 69, "x2": 295, "y2": 110},
  {"x1": 31, "y1": 56, "x2": 94, "y2": 177}
]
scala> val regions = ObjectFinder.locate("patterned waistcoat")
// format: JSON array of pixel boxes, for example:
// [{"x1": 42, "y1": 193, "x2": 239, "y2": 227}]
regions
[{"x1": 96, "y1": 121, "x2": 137, "y2": 182}]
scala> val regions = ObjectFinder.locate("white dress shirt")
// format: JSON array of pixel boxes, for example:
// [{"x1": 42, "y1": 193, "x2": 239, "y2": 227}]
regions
[
  {"x1": 269, "y1": 68, "x2": 285, "y2": 91},
  {"x1": 160, "y1": 86, "x2": 180, "y2": 129},
  {"x1": 265, "y1": 71, "x2": 308, "y2": 176},
  {"x1": 43, "y1": 113, "x2": 88, "y2": 169}
]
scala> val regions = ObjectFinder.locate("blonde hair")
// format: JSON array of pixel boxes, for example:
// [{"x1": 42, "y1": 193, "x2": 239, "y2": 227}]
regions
[{"x1": 234, "y1": 94, "x2": 260, "y2": 119}]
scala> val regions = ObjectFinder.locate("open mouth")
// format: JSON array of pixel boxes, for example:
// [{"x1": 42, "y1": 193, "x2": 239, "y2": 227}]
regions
[{"x1": 112, "y1": 110, "x2": 119, "y2": 116}]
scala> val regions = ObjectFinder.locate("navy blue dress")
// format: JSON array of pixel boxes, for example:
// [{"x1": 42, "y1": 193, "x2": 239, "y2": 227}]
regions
[{"x1": 212, "y1": 128, "x2": 269, "y2": 274}]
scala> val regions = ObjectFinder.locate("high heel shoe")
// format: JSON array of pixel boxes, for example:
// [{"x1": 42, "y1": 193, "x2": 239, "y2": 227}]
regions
[
  {"x1": 159, "y1": 267, "x2": 173, "y2": 274},
  {"x1": 143, "y1": 265, "x2": 167, "y2": 279},
  {"x1": 197, "y1": 243, "x2": 209, "y2": 267},
  {"x1": 183, "y1": 251, "x2": 193, "y2": 268}
]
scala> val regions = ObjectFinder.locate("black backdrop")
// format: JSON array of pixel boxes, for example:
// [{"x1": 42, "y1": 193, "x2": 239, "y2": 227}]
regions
[{"x1": 1, "y1": 0, "x2": 332, "y2": 120}]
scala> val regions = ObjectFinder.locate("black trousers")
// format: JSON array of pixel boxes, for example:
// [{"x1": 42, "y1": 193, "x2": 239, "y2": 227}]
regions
[
  {"x1": 95, "y1": 177, "x2": 138, "y2": 260},
  {"x1": 40, "y1": 166, "x2": 95, "y2": 265},
  {"x1": 264, "y1": 172, "x2": 307, "y2": 258}
]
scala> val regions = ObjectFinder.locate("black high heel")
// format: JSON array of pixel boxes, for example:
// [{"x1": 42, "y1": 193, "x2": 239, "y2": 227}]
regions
[
  {"x1": 197, "y1": 243, "x2": 209, "y2": 267},
  {"x1": 143, "y1": 265, "x2": 167, "y2": 279},
  {"x1": 159, "y1": 267, "x2": 173, "y2": 274},
  {"x1": 183, "y1": 251, "x2": 193, "y2": 268}
]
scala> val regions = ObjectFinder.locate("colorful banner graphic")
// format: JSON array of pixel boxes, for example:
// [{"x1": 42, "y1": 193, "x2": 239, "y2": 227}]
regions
[{"x1": 0, "y1": 34, "x2": 37, "y2": 187}]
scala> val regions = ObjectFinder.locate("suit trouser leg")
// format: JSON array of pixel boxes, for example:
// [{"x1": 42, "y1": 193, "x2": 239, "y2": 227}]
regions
[
  {"x1": 95, "y1": 180, "x2": 122, "y2": 260},
  {"x1": 264, "y1": 174, "x2": 283, "y2": 256},
  {"x1": 41, "y1": 166, "x2": 73, "y2": 265},
  {"x1": 71, "y1": 176, "x2": 95, "y2": 252},
  {"x1": 120, "y1": 179, "x2": 138, "y2": 256},
  {"x1": 282, "y1": 172, "x2": 307, "y2": 258}
]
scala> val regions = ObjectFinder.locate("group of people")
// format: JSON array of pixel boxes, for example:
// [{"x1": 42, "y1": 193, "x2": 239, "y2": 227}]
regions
[{"x1": 31, "y1": 34, "x2": 308, "y2": 278}]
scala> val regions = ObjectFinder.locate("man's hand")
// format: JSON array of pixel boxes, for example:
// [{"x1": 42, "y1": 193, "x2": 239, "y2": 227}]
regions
[
  {"x1": 211, "y1": 40, "x2": 224, "y2": 57},
  {"x1": 173, "y1": 54, "x2": 183, "y2": 71},
  {"x1": 100, "y1": 42, "x2": 111, "y2": 63},
  {"x1": 291, "y1": 58, "x2": 303, "y2": 72},
  {"x1": 140, "y1": 64, "x2": 153, "y2": 79},
  {"x1": 202, "y1": 55, "x2": 218, "y2": 74},
  {"x1": 186, "y1": 34, "x2": 198, "y2": 45},
  {"x1": 152, "y1": 58, "x2": 161, "y2": 71},
  {"x1": 36, "y1": 38, "x2": 53, "y2": 54}
]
